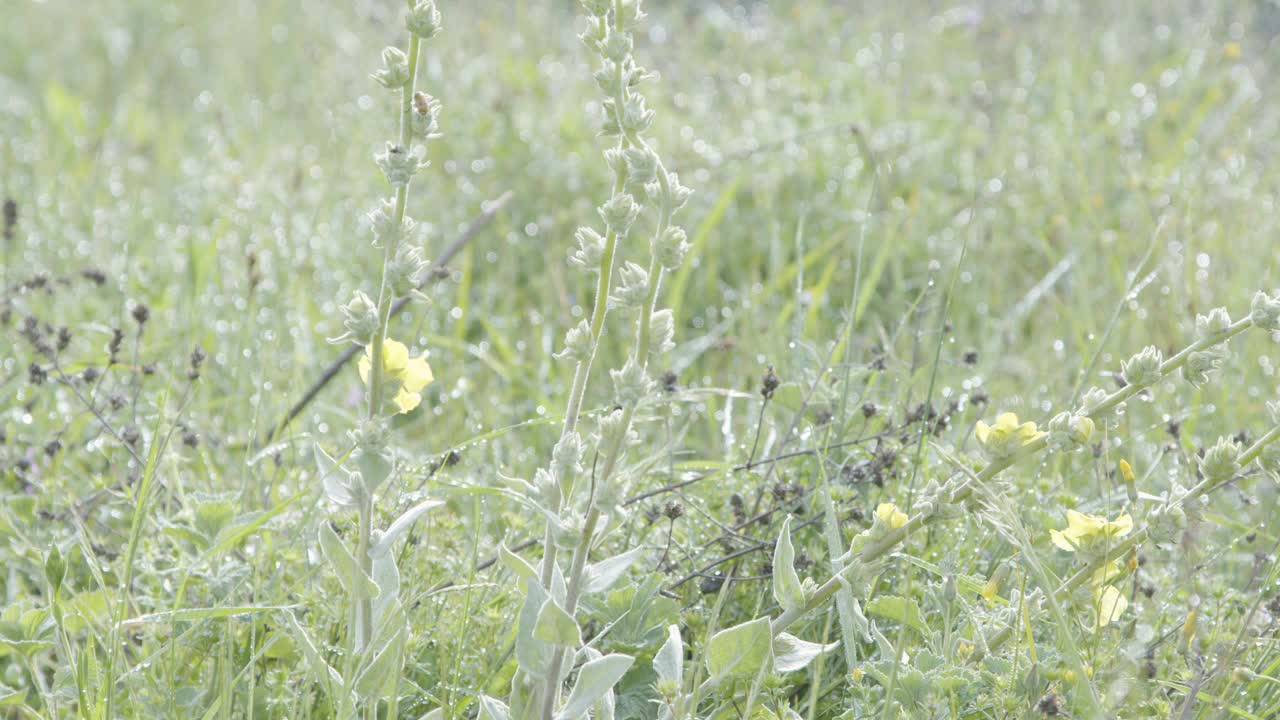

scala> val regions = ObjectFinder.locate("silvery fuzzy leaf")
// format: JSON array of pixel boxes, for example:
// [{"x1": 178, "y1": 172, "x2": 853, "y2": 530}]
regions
[
  {"x1": 371, "y1": 552, "x2": 401, "y2": 626},
  {"x1": 772, "y1": 516, "x2": 805, "y2": 613},
  {"x1": 704, "y1": 617, "x2": 772, "y2": 682},
  {"x1": 534, "y1": 597, "x2": 582, "y2": 647},
  {"x1": 516, "y1": 579, "x2": 553, "y2": 677},
  {"x1": 371, "y1": 499, "x2": 445, "y2": 557},
  {"x1": 353, "y1": 604, "x2": 406, "y2": 699},
  {"x1": 318, "y1": 524, "x2": 379, "y2": 601},
  {"x1": 477, "y1": 696, "x2": 511, "y2": 720},
  {"x1": 499, "y1": 543, "x2": 539, "y2": 584},
  {"x1": 653, "y1": 624, "x2": 683, "y2": 686},
  {"x1": 583, "y1": 546, "x2": 646, "y2": 595},
  {"x1": 315, "y1": 444, "x2": 359, "y2": 508},
  {"x1": 772, "y1": 633, "x2": 838, "y2": 673},
  {"x1": 555, "y1": 653, "x2": 634, "y2": 720}
]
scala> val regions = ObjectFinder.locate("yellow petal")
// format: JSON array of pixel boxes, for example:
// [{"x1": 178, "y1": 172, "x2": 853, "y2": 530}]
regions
[
  {"x1": 1066, "y1": 509, "x2": 1106, "y2": 537},
  {"x1": 358, "y1": 350, "x2": 372, "y2": 384},
  {"x1": 1050, "y1": 529, "x2": 1078, "y2": 552},
  {"x1": 876, "y1": 503, "x2": 908, "y2": 530},
  {"x1": 995, "y1": 412, "x2": 1020, "y2": 431},
  {"x1": 393, "y1": 389, "x2": 422, "y2": 414},
  {"x1": 1090, "y1": 560, "x2": 1124, "y2": 587},
  {"x1": 1108, "y1": 512, "x2": 1133, "y2": 537},
  {"x1": 382, "y1": 339, "x2": 409, "y2": 374},
  {"x1": 1094, "y1": 584, "x2": 1128, "y2": 628},
  {"x1": 974, "y1": 421, "x2": 991, "y2": 444},
  {"x1": 400, "y1": 355, "x2": 434, "y2": 393}
]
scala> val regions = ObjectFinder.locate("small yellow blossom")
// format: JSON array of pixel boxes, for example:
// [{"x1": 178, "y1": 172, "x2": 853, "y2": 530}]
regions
[
  {"x1": 1094, "y1": 584, "x2": 1128, "y2": 629},
  {"x1": 875, "y1": 502, "x2": 909, "y2": 530},
  {"x1": 849, "y1": 667, "x2": 864, "y2": 683},
  {"x1": 1050, "y1": 509, "x2": 1133, "y2": 552},
  {"x1": 1224, "y1": 42, "x2": 1241, "y2": 60},
  {"x1": 974, "y1": 412, "x2": 1047, "y2": 460},
  {"x1": 1119, "y1": 459, "x2": 1135, "y2": 483},
  {"x1": 359, "y1": 338, "x2": 434, "y2": 414}
]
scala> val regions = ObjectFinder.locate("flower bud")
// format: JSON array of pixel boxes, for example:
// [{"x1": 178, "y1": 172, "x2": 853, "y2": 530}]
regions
[
  {"x1": 335, "y1": 290, "x2": 379, "y2": 346},
  {"x1": 620, "y1": 94, "x2": 654, "y2": 134},
  {"x1": 410, "y1": 91, "x2": 442, "y2": 139},
  {"x1": 608, "y1": 261, "x2": 650, "y2": 310},
  {"x1": 1047, "y1": 411, "x2": 1094, "y2": 450},
  {"x1": 649, "y1": 308, "x2": 675, "y2": 356},
  {"x1": 600, "y1": 26, "x2": 632, "y2": 62},
  {"x1": 372, "y1": 46, "x2": 411, "y2": 89},
  {"x1": 406, "y1": 1, "x2": 442, "y2": 40},
  {"x1": 1195, "y1": 307, "x2": 1232, "y2": 338},
  {"x1": 598, "y1": 192, "x2": 640, "y2": 234},
  {"x1": 1121, "y1": 345, "x2": 1163, "y2": 388},
  {"x1": 376, "y1": 143, "x2": 426, "y2": 188},
  {"x1": 611, "y1": 358, "x2": 653, "y2": 405},
  {"x1": 1200, "y1": 436, "x2": 1242, "y2": 483},
  {"x1": 569, "y1": 227, "x2": 606, "y2": 269},
  {"x1": 623, "y1": 147, "x2": 658, "y2": 187},
  {"x1": 552, "y1": 432, "x2": 584, "y2": 479},
  {"x1": 387, "y1": 243, "x2": 429, "y2": 296},
  {"x1": 1182, "y1": 349, "x2": 1226, "y2": 387},
  {"x1": 556, "y1": 320, "x2": 593, "y2": 362},
  {"x1": 1249, "y1": 290, "x2": 1280, "y2": 331},
  {"x1": 653, "y1": 226, "x2": 690, "y2": 270},
  {"x1": 1081, "y1": 386, "x2": 1123, "y2": 429},
  {"x1": 1147, "y1": 504, "x2": 1187, "y2": 544}
]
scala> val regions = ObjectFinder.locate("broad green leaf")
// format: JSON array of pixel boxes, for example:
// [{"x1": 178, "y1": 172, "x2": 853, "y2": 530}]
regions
[
  {"x1": 866, "y1": 595, "x2": 929, "y2": 636},
  {"x1": 534, "y1": 598, "x2": 581, "y2": 647},
  {"x1": 653, "y1": 624, "x2": 683, "y2": 686},
  {"x1": 705, "y1": 617, "x2": 772, "y2": 682},
  {"x1": 555, "y1": 653, "x2": 634, "y2": 720},
  {"x1": 772, "y1": 516, "x2": 805, "y2": 613},
  {"x1": 772, "y1": 633, "x2": 838, "y2": 673},
  {"x1": 318, "y1": 524, "x2": 379, "y2": 600},
  {"x1": 583, "y1": 547, "x2": 646, "y2": 595},
  {"x1": 372, "y1": 499, "x2": 444, "y2": 557}
]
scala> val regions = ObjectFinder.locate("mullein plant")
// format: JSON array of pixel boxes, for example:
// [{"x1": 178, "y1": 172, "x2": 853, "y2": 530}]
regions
[
  {"x1": 624, "y1": 293, "x2": 1280, "y2": 717},
  {"x1": 480, "y1": 1, "x2": 692, "y2": 718},
  {"x1": 714, "y1": 292, "x2": 1280, "y2": 715},
  {"x1": 296, "y1": 1, "x2": 445, "y2": 716}
]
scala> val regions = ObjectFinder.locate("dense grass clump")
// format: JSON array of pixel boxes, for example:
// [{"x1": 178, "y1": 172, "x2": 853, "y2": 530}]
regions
[{"x1": 3, "y1": 1, "x2": 1280, "y2": 718}]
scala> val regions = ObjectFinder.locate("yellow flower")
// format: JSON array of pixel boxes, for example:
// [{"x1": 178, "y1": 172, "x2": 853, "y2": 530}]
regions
[
  {"x1": 1119, "y1": 459, "x2": 1135, "y2": 483},
  {"x1": 974, "y1": 412, "x2": 1047, "y2": 460},
  {"x1": 359, "y1": 338, "x2": 434, "y2": 414},
  {"x1": 1224, "y1": 42, "x2": 1241, "y2": 60},
  {"x1": 875, "y1": 502, "x2": 909, "y2": 530},
  {"x1": 1094, "y1": 584, "x2": 1127, "y2": 629},
  {"x1": 1050, "y1": 509, "x2": 1132, "y2": 552}
]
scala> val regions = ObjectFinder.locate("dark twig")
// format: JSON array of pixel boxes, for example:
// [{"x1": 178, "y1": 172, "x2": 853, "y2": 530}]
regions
[{"x1": 263, "y1": 191, "x2": 512, "y2": 445}]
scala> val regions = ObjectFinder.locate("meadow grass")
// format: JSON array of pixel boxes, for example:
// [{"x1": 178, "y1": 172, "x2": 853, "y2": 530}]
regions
[{"x1": 3, "y1": 1, "x2": 1280, "y2": 718}]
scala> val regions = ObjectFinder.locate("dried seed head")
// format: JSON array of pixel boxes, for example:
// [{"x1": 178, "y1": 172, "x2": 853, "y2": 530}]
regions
[
  {"x1": 131, "y1": 302, "x2": 150, "y2": 327},
  {"x1": 660, "y1": 369, "x2": 678, "y2": 393},
  {"x1": 862, "y1": 402, "x2": 878, "y2": 418},
  {"x1": 761, "y1": 365, "x2": 780, "y2": 400},
  {"x1": 663, "y1": 501, "x2": 684, "y2": 520},
  {"x1": 2, "y1": 198, "x2": 15, "y2": 240}
]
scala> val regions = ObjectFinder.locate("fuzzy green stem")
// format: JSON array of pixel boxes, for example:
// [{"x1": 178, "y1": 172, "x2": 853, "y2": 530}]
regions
[{"x1": 357, "y1": 34, "x2": 422, "y2": 657}]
